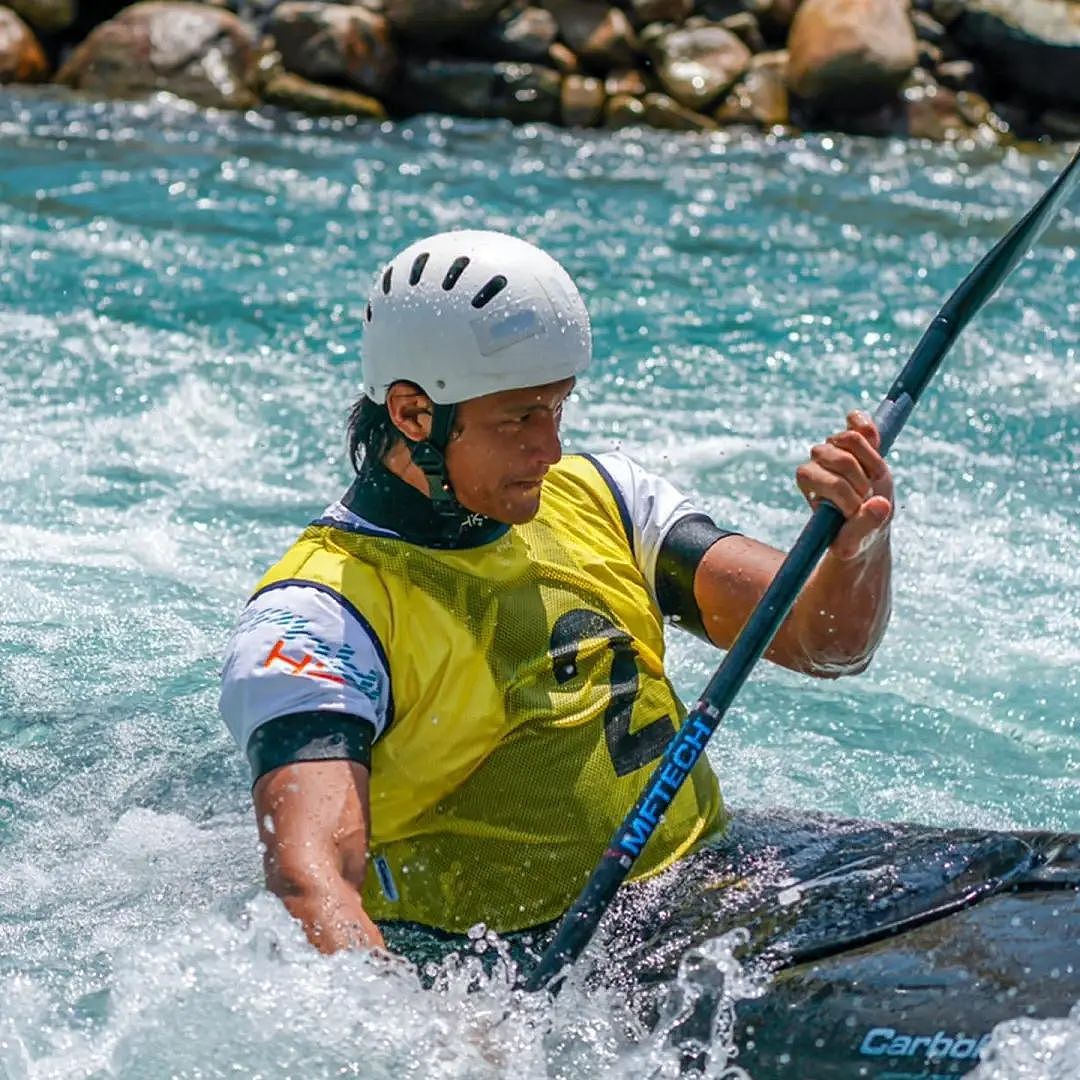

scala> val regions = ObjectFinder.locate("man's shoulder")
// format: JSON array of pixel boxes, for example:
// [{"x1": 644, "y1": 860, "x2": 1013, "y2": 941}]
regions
[
  {"x1": 549, "y1": 451, "x2": 663, "y2": 520},
  {"x1": 537, "y1": 454, "x2": 636, "y2": 553},
  {"x1": 556, "y1": 448, "x2": 638, "y2": 473},
  {"x1": 549, "y1": 450, "x2": 641, "y2": 497},
  {"x1": 251, "y1": 514, "x2": 392, "y2": 616}
]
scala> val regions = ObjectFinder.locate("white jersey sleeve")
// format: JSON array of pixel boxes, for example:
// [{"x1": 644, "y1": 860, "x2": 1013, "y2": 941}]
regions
[
  {"x1": 587, "y1": 451, "x2": 722, "y2": 605},
  {"x1": 219, "y1": 583, "x2": 391, "y2": 755}
]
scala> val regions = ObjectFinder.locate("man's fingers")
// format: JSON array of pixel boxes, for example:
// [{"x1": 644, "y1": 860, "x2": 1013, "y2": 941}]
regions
[
  {"x1": 826, "y1": 428, "x2": 889, "y2": 486},
  {"x1": 847, "y1": 409, "x2": 880, "y2": 450},
  {"x1": 831, "y1": 496, "x2": 893, "y2": 559},
  {"x1": 796, "y1": 410, "x2": 895, "y2": 531},
  {"x1": 810, "y1": 442, "x2": 872, "y2": 501},
  {"x1": 861, "y1": 493, "x2": 892, "y2": 524},
  {"x1": 842, "y1": 411, "x2": 890, "y2": 483},
  {"x1": 796, "y1": 461, "x2": 866, "y2": 518}
]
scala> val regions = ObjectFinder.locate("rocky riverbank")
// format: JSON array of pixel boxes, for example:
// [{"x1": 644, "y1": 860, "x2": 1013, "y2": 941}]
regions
[{"x1": 1, "y1": 0, "x2": 1078, "y2": 142}]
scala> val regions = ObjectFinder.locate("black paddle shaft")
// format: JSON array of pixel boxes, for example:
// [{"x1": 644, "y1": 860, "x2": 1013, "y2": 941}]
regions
[{"x1": 524, "y1": 148, "x2": 1080, "y2": 994}]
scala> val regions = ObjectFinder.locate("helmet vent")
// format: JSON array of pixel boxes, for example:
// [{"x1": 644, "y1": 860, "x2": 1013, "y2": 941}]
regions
[
  {"x1": 442, "y1": 256, "x2": 470, "y2": 291},
  {"x1": 409, "y1": 252, "x2": 430, "y2": 285},
  {"x1": 471, "y1": 275, "x2": 508, "y2": 309},
  {"x1": 365, "y1": 302, "x2": 372, "y2": 322},
  {"x1": 381, "y1": 266, "x2": 393, "y2": 294}
]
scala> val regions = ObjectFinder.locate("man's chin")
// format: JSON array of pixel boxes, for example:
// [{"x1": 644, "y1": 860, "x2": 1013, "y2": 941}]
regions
[
  {"x1": 508, "y1": 505, "x2": 542, "y2": 525},
  {"x1": 481, "y1": 489, "x2": 543, "y2": 526},
  {"x1": 492, "y1": 503, "x2": 541, "y2": 526}
]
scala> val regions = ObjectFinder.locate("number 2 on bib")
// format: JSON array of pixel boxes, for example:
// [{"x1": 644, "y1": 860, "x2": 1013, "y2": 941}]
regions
[{"x1": 549, "y1": 609, "x2": 675, "y2": 777}]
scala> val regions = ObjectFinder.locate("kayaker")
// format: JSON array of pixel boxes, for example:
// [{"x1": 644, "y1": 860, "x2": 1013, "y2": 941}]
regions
[{"x1": 218, "y1": 229, "x2": 894, "y2": 953}]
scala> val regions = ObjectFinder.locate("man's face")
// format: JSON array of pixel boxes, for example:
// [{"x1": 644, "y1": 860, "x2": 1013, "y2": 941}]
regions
[{"x1": 446, "y1": 377, "x2": 575, "y2": 525}]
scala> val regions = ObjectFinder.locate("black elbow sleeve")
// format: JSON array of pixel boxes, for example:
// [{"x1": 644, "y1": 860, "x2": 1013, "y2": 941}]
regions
[
  {"x1": 247, "y1": 711, "x2": 376, "y2": 784},
  {"x1": 656, "y1": 514, "x2": 737, "y2": 640}
]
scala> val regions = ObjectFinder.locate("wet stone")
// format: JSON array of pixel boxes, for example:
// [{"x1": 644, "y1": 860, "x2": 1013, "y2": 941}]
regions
[
  {"x1": 719, "y1": 11, "x2": 766, "y2": 52},
  {"x1": 714, "y1": 48, "x2": 789, "y2": 127},
  {"x1": 787, "y1": 0, "x2": 918, "y2": 111},
  {"x1": 953, "y1": 0, "x2": 1080, "y2": 108},
  {"x1": 263, "y1": 69, "x2": 388, "y2": 116},
  {"x1": 0, "y1": 7, "x2": 49, "y2": 84},
  {"x1": 6, "y1": 0, "x2": 77, "y2": 34},
  {"x1": 918, "y1": 40, "x2": 944, "y2": 69},
  {"x1": 650, "y1": 23, "x2": 752, "y2": 111},
  {"x1": 1040, "y1": 107, "x2": 1080, "y2": 138},
  {"x1": 935, "y1": 58, "x2": 978, "y2": 90},
  {"x1": 911, "y1": 10, "x2": 948, "y2": 43},
  {"x1": 929, "y1": 0, "x2": 965, "y2": 25},
  {"x1": 605, "y1": 66, "x2": 648, "y2": 96},
  {"x1": 560, "y1": 72, "x2": 606, "y2": 125},
  {"x1": 955, "y1": 88, "x2": 993, "y2": 126},
  {"x1": 743, "y1": 0, "x2": 804, "y2": 37},
  {"x1": 904, "y1": 81, "x2": 969, "y2": 140},
  {"x1": 603, "y1": 89, "x2": 646, "y2": 126},
  {"x1": 468, "y1": 3, "x2": 559, "y2": 63},
  {"x1": 642, "y1": 90, "x2": 718, "y2": 130},
  {"x1": 988, "y1": 98, "x2": 1028, "y2": 135},
  {"x1": 55, "y1": 1, "x2": 261, "y2": 109},
  {"x1": 382, "y1": 0, "x2": 510, "y2": 41},
  {"x1": 268, "y1": 2, "x2": 396, "y2": 96},
  {"x1": 395, "y1": 57, "x2": 562, "y2": 122},
  {"x1": 695, "y1": 0, "x2": 748, "y2": 21},
  {"x1": 547, "y1": 40, "x2": 580, "y2": 73},
  {"x1": 625, "y1": 0, "x2": 694, "y2": 29},
  {"x1": 540, "y1": 0, "x2": 640, "y2": 73}
]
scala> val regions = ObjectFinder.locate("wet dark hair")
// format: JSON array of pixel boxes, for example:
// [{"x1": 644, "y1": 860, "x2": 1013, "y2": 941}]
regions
[{"x1": 346, "y1": 395, "x2": 402, "y2": 474}]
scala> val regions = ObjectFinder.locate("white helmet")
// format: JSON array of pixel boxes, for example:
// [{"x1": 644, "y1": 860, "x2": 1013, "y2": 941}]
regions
[{"x1": 362, "y1": 230, "x2": 592, "y2": 404}]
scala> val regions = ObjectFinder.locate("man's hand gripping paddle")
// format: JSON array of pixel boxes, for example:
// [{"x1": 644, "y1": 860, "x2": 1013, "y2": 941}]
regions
[{"x1": 524, "y1": 147, "x2": 1080, "y2": 994}]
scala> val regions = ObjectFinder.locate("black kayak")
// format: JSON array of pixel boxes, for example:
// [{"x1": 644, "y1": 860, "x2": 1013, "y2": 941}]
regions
[
  {"x1": 384, "y1": 808, "x2": 1079, "y2": 1076},
  {"x1": 604, "y1": 809, "x2": 1080, "y2": 1078}
]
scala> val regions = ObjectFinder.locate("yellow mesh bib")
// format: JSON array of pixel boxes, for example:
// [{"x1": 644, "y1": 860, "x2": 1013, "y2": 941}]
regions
[{"x1": 258, "y1": 455, "x2": 724, "y2": 932}]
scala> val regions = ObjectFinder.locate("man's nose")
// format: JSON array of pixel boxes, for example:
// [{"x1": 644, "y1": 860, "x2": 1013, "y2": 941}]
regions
[{"x1": 531, "y1": 414, "x2": 562, "y2": 466}]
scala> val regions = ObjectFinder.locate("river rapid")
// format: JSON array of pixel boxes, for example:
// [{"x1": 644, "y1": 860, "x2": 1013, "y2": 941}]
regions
[{"x1": 0, "y1": 89, "x2": 1077, "y2": 1078}]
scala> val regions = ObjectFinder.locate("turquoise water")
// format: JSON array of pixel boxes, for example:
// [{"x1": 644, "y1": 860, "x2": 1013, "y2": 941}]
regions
[{"x1": 0, "y1": 88, "x2": 1077, "y2": 1077}]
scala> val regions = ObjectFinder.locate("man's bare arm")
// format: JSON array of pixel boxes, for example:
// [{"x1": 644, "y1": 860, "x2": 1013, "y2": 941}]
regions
[{"x1": 253, "y1": 759, "x2": 385, "y2": 953}]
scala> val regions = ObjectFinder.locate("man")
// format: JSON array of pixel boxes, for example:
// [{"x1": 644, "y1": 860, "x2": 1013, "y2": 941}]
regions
[{"x1": 220, "y1": 230, "x2": 893, "y2": 955}]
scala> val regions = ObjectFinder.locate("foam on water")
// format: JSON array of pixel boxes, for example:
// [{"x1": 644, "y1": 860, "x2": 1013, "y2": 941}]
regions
[
  {"x1": 973, "y1": 1005, "x2": 1080, "y2": 1080},
  {"x1": 2, "y1": 841, "x2": 761, "y2": 1079},
  {"x1": 0, "y1": 89, "x2": 1076, "y2": 1076}
]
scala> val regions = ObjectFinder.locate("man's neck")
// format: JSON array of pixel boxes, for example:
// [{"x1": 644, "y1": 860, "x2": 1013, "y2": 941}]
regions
[{"x1": 341, "y1": 454, "x2": 508, "y2": 550}]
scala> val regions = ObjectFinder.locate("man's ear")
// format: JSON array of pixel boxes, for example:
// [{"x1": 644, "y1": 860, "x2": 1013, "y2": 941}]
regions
[{"x1": 385, "y1": 383, "x2": 433, "y2": 442}]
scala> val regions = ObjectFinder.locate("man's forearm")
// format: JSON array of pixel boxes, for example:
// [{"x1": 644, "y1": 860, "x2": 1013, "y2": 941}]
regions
[
  {"x1": 273, "y1": 869, "x2": 386, "y2": 954},
  {"x1": 253, "y1": 759, "x2": 383, "y2": 954},
  {"x1": 790, "y1": 527, "x2": 892, "y2": 677}
]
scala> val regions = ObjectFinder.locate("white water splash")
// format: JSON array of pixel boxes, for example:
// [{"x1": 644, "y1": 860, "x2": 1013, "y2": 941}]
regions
[
  {"x1": 972, "y1": 1005, "x2": 1080, "y2": 1080},
  {"x1": 0, "y1": 893, "x2": 766, "y2": 1080}
]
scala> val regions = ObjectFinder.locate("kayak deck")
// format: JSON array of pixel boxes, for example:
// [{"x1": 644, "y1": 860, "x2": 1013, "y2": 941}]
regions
[{"x1": 605, "y1": 810, "x2": 1080, "y2": 1077}]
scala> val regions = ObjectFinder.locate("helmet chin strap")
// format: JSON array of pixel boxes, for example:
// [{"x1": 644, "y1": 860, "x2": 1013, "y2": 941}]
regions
[{"x1": 407, "y1": 403, "x2": 464, "y2": 518}]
